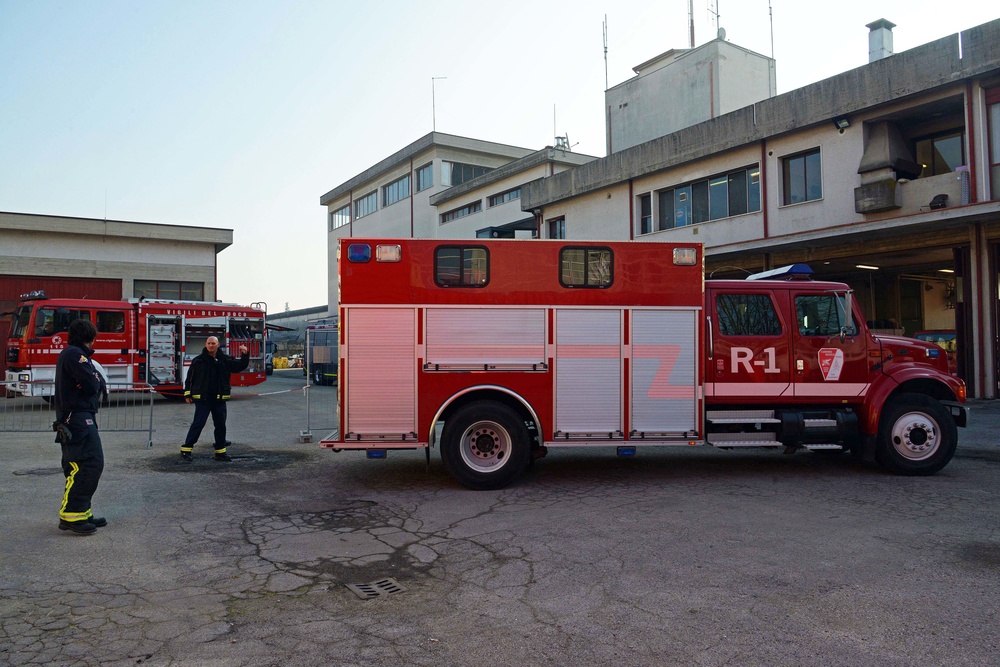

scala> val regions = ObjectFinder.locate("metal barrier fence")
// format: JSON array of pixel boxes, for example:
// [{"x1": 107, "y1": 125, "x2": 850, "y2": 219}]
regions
[
  {"x1": 300, "y1": 326, "x2": 338, "y2": 442},
  {"x1": 2, "y1": 380, "x2": 155, "y2": 447}
]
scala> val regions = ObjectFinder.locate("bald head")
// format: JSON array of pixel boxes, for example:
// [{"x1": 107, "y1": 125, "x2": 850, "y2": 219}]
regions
[{"x1": 206, "y1": 337, "x2": 220, "y2": 357}]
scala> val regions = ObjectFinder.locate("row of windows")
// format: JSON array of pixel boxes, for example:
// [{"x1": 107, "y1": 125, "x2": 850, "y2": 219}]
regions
[
  {"x1": 134, "y1": 280, "x2": 204, "y2": 301},
  {"x1": 716, "y1": 292, "x2": 853, "y2": 337},
  {"x1": 441, "y1": 201, "x2": 482, "y2": 223},
  {"x1": 328, "y1": 160, "x2": 501, "y2": 230},
  {"x1": 431, "y1": 245, "x2": 612, "y2": 289},
  {"x1": 33, "y1": 308, "x2": 127, "y2": 337},
  {"x1": 440, "y1": 187, "x2": 523, "y2": 224},
  {"x1": 383, "y1": 174, "x2": 410, "y2": 207},
  {"x1": 640, "y1": 165, "x2": 762, "y2": 234},
  {"x1": 442, "y1": 161, "x2": 493, "y2": 187},
  {"x1": 488, "y1": 187, "x2": 521, "y2": 207}
]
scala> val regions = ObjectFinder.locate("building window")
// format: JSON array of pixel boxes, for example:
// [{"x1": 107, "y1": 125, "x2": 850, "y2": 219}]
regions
[
  {"x1": 639, "y1": 194, "x2": 652, "y2": 234},
  {"x1": 383, "y1": 174, "x2": 410, "y2": 207},
  {"x1": 990, "y1": 93, "x2": 1000, "y2": 200},
  {"x1": 716, "y1": 294, "x2": 782, "y2": 336},
  {"x1": 435, "y1": 246, "x2": 489, "y2": 287},
  {"x1": 442, "y1": 161, "x2": 493, "y2": 187},
  {"x1": 329, "y1": 205, "x2": 350, "y2": 231},
  {"x1": 782, "y1": 149, "x2": 822, "y2": 205},
  {"x1": 488, "y1": 187, "x2": 521, "y2": 207},
  {"x1": 548, "y1": 217, "x2": 566, "y2": 239},
  {"x1": 560, "y1": 247, "x2": 613, "y2": 288},
  {"x1": 134, "y1": 281, "x2": 204, "y2": 301},
  {"x1": 440, "y1": 200, "x2": 482, "y2": 223},
  {"x1": 647, "y1": 165, "x2": 761, "y2": 234},
  {"x1": 915, "y1": 130, "x2": 965, "y2": 178},
  {"x1": 416, "y1": 163, "x2": 433, "y2": 191},
  {"x1": 353, "y1": 191, "x2": 377, "y2": 219}
]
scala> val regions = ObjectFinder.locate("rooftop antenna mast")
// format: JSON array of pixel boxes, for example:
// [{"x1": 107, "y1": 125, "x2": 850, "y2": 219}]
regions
[
  {"x1": 688, "y1": 0, "x2": 695, "y2": 48},
  {"x1": 768, "y1": 0, "x2": 775, "y2": 59},
  {"x1": 709, "y1": 0, "x2": 721, "y2": 35},
  {"x1": 431, "y1": 76, "x2": 447, "y2": 131},
  {"x1": 602, "y1": 15, "x2": 608, "y2": 90}
]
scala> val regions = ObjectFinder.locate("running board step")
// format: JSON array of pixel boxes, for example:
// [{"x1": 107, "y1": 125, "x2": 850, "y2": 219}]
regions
[
  {"x1": 803, "y1": 444, "x2": 845, "y2": 451},
  {"x1": 707, "y1": 432, "x2": 782, "y2": 447},
  {"x1": 707, "y1": 410, "x2": 779, "y2": 424}
]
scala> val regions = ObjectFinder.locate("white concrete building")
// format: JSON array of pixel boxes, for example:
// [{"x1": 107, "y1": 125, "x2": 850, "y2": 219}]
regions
[
  {"x1": 524, "y1": 19, "x2": 1000, "y2": 398},
  {"x1": 606, "y1": 37, "x2": 776, "y2": 154}
]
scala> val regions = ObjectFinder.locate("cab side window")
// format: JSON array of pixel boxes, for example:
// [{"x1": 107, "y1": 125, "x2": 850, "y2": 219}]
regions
[
  {"x1": 795, "y1": 295, "x2": 850, "y2": 336},
  {"x1": 35, "y1": 308, "x2": 90, "y2": 337},
  {"x1": 97, "y1": 311, "x2": 126, "y2": 333},
  {"x1": 716, "y1": 293, "x2": 782, "y2": 336}
]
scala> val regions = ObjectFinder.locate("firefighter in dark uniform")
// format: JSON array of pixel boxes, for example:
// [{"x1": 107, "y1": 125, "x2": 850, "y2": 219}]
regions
[
  {"x1": 180, "y1": 336, "x2": 248, "y2": 462},
  {"x1": 54, "y1": 318, "x2": 108, "y2": 535}
]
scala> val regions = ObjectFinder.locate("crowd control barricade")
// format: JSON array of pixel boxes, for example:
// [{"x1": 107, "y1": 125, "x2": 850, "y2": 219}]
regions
[
  {"x1": 2, "y1": 379, "x2": 156, "y2": 447},
  {"x1": 301, "y1": 325, "x2": 339, "y2": 443}
]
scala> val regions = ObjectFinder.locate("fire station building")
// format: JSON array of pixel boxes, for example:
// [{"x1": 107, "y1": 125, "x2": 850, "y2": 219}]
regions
[
  {"x1": 0, "y1": 211, "x2": 232, "y2": 376},
  {"x1": 322, "y1": 18, "x2": 1000, "y2": 398},
  {"x1": 523, "y1": 19, "x2": 1000, "y2": 399}
]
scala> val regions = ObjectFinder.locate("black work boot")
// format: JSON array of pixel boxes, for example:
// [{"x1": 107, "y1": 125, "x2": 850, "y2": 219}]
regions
[
  {"x1": 180, "y1": 452, "x2": 193, "y2": 463},
  {"x1": 59, "y1": 520, "x2": 97, "y2": 534},
  {"x1": 214, "y1": 452, "x2": 232, "y2": 462}
]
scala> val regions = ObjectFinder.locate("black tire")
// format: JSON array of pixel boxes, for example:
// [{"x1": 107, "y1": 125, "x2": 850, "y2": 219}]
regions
[
  {"x1": 875, "y1": 393, "x2": 957, "y2": 475},
  {"x1": 440, "y1": 400, "x2": 531, "y2": 490},
  {"x1": 314, "y1": 369, "x2": 324, "y2": 386}
]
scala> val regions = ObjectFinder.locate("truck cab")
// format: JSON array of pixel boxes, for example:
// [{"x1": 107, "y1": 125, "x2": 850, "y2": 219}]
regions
[{"x1": 705, "y1": 264, "x2": 966, "y2": 475}]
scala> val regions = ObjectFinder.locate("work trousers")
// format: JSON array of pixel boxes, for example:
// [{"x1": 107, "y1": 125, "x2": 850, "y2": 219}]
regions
[
  {"x1": 59, "y1": 412, "x2": 104, "y2": 523},
  {"x1": 182, "y1": 400, "x2": 228, "y2": 453}
]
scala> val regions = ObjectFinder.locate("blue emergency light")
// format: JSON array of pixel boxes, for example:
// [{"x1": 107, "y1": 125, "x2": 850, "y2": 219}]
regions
[
  {"x1": 347, "y1": 244, "x2": 371, "y2": 263},
  {"x1": 746, "y1": 264, "x2": 814, "y2": 281},
  {"x1": 366, "y1": 449, "x2": 387, "y2": 459},
  {"x1": 616, "y1": 446, "x2": 637, "y2": 457}
]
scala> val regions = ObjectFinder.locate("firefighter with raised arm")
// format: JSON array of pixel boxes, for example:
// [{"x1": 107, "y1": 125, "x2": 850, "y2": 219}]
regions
[
  {"x1": 54, "y1": 318, "x2": 108, "y2": 535},
  {"x1": 180, "y1": 336, "x2": 249, "y2": 462}
]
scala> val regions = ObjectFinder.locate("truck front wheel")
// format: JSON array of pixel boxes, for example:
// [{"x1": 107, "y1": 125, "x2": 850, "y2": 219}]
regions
[
  {"x1": 876, "y1": 393, "x2": 957, "y2": 475},
  {"x1": 441, "y1": 401, "x2": 531, "y2": 490}
]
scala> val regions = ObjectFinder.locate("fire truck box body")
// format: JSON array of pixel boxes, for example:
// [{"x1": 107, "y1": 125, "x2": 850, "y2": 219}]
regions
[
  {"x1": 6, "y1": 295, "x2": 267, "y2": 397},
  {"x1": 324, "y1": 238, "x2": 967, "y2": 489}
]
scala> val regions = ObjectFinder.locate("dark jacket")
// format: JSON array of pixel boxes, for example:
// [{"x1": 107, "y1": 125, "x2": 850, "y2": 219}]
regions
[
  {"x1": 54, "y1": 343, "x2": 104, "y2": 418},
  {"x1": 184, "y1": 348, "x2": 249, "y2": 402}
]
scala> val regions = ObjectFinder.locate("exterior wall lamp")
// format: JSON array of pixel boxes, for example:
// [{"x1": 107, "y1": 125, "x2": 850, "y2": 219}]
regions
[{"x1": 833, "y1": 116, "x2": 850, "y2": 130}]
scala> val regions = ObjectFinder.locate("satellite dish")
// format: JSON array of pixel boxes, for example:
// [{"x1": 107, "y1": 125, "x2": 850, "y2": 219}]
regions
[{"x1": 718, "y1": 27, "x2": 726, "y2": 40}]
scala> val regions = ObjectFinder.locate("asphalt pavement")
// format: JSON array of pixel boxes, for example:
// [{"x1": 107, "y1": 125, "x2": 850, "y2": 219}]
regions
[{"x1": 2, "y1": 371, "x2": 999, "y2": 666}]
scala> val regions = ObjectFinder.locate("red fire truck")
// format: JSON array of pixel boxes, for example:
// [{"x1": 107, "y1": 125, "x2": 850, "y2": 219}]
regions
[
  {"x1": 323, "y1": 238, "x2": 967, "y2": 489},
  {"x1": 5, "y1": 292, "x2": 267, "y2": 398}
]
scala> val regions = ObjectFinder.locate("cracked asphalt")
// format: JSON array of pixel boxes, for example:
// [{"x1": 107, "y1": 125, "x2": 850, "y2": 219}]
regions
[{"x1": 2, "y1": 371, "x2": 999, "y2": 666}]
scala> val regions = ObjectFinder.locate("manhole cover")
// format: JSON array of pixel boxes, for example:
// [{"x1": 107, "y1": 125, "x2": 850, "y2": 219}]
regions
[{"x1": 346, "y1": 578, "x2": 407, "y2": 600}]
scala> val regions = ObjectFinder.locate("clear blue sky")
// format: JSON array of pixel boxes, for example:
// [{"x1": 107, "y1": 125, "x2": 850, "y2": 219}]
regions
[{"x1": 1, "y1": 1, "x2": 995, "y2": 312}]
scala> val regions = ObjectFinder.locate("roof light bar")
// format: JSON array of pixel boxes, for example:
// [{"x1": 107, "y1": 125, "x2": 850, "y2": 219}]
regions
[{"x1": 746, "y1": 264, "x2": 814, "y2": 281}]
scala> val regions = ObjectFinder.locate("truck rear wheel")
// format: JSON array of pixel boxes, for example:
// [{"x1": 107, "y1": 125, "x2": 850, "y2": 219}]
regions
[
  {"x1": 441, "y1": 401, "x2": 531, "y2": 490},
  {"x1": 876, "y1": 393, "x2": 956, "y2": 476}
]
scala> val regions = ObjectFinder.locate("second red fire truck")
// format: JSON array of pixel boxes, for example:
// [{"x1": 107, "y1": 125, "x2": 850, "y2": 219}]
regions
[
  {"x1": 5, "y1": 292, "x2": 267, "y2": 398},
  {"x1": 323, "y1": 238, "x2": 967, "y2": 489}
]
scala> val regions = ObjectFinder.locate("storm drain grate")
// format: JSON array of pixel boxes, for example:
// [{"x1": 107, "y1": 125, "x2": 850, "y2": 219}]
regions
[{"x1": 346, "y1": 578, "x2": 407, "y2": 600}]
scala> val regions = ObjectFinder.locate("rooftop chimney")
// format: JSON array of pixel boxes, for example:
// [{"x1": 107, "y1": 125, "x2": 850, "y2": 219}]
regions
[{"x1": 866, "y1": 18, "x2": 896, "y2": 62}]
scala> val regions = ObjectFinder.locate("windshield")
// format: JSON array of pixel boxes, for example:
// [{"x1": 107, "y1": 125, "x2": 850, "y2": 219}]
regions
[{"x1": 10, "y1": 306, "x2": 32, "y2": 338}]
